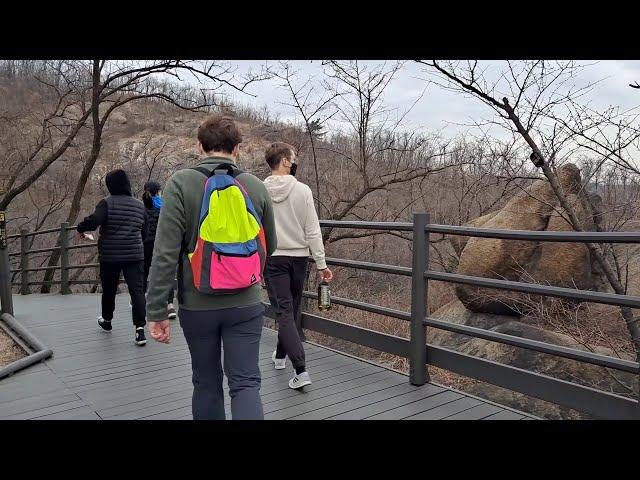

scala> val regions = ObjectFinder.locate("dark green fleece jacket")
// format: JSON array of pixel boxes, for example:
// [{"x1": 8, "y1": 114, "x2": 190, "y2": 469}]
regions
[{"x1": 145, "y1": 156, "x2": 277, "y2": 321}]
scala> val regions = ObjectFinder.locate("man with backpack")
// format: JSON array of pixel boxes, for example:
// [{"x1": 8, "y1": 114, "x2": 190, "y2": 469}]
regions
[
  {"x1": 76, "y1": 169, "x2": 149, "y2": 346},
  {"x1": 146, "y1": 115, "x2": 277, "y2": 420}
]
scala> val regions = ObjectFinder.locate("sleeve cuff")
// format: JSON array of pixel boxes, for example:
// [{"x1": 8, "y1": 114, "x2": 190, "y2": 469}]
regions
[{"x1": 147, "y1": 306, "x2": 168, "y2": 322}]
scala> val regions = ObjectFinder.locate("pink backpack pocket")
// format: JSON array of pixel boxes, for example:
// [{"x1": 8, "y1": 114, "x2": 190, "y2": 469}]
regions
[{"x1": 209, "y1": 250, "x2": 261, "y2": 291}]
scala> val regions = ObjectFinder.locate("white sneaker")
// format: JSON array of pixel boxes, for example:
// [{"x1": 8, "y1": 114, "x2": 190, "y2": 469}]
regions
[
  {"x1": 272, "y1": 350, "x2": 287, "y2": 370},
  {"x1": 289, "y1": 371, "x2": 311, "y2": 390}
]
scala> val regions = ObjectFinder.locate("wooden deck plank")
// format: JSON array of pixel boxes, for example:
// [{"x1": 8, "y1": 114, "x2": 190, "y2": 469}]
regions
[
  {"x1": 367, "y1": 390, "x2": 464, "y2": 420},
  {"x1": 443, "y1": 402, "x2": 504, "y2": 420},
  {"x1": 34, "y1": 406, "x2": 102, "y2": 420},
  {"x1": 482, "y1": 410, "x2": 525, "y2": 420},
  {"x1": 265, "y1": 374, "x2": 408, "y2": 419},
  {"x1": 2, "y1": 399, "x2": 89, "y2": 420},
  {"x1": 290, "y1": 382, "x2": 443, "y2": 420},
  {"x1": 326, "y1": 384, "x2": 447, "y2": 420},
  {"x1": 402, "y1": 396, "x2": 484, "y2": 420}
]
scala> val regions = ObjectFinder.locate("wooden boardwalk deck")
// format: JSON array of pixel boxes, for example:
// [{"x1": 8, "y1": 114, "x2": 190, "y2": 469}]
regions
[{"x1": 1, "y1": 294, "x2": 535, "y2": 420}]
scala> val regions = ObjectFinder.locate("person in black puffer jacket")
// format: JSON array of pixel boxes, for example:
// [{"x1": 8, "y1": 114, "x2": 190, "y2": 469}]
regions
[
  {"x1": 76, "y1": 169, "x2": 148, "y2": 346},
  {"x1": 142, "y1": 180, "x2": 177, "y2": 320}
]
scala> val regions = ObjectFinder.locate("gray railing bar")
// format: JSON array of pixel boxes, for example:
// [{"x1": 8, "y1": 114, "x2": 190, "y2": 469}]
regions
[
  {"x1": 318, "y1": 220, "x2": 639, "y2": 244},
  {"x1": 302, "y1": 291, "x2": 411, "y2": 321},
  {"x1": 25, "y1": 247, "x2": 60, "y2": 255},
  {"x1": 300, "y1": 311, "x2": 410, "y2": 359},
  {"x1": 410, "y1": 212, "x2": 429, "y2": 385},
  {"x1": 424, "y1": 316, "x2": 639, "y2": 373},
  {"x1": 426, "y1": 224, "x2": 640, "y2": 243},
  {"x1": 426, "y1": 271, "x2": 640, "y2": 309},
  {"x1": 325, "y1": 257, "x2": 412, "y2": 276},
  {"x1": 66, "y1": 263, "x2": 100, "y2": 270},
  {"x1": 10, "y1": 266, "x2": 60, "y2": 273},
  {"x1": 15, "y1": 227, "x2": 62, "y2": 237},
  {"x1": 319, "y1": 220, "x2": 414, "y2": 231},
  {"x1": 67, "y1": 243, "x2": 98, "y2": 251}
]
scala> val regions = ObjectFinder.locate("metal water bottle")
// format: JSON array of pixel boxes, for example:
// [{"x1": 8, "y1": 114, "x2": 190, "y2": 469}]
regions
[{"x1": 318, "y1": 280, "x2": 331, "y2": 311}]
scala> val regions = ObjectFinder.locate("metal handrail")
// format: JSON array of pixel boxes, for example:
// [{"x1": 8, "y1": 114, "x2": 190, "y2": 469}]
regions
[
  {"x1": 4, "y1": 217, "x2": 639, "y2": 418},
  {"x1": 301, "y1": 290, "x2": 639, "y2": 374}
]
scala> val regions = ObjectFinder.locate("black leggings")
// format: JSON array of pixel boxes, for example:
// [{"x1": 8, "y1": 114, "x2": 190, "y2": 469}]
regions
[{"x1": 143, "y1": 243, "x2": 175, "y2": 304}]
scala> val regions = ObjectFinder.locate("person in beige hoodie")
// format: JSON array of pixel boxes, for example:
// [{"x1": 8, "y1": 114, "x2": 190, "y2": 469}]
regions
[{"x1": 263, "y1": 142, "x2": 333, "y2": 390}]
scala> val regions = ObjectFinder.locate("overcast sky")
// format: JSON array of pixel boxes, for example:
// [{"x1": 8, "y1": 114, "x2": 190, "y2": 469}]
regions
[{"x1": 215, "y1": 60, "x2": 640, "y2": 143}]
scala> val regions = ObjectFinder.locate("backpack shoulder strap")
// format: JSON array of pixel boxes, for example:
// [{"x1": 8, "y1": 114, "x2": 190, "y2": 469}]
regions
[
  {"x1": 191, "y1": 166, "x2": 212, "y2": 178},
  {"x1": 191, "y1": 163, "x2": 244, "y2": 179}
]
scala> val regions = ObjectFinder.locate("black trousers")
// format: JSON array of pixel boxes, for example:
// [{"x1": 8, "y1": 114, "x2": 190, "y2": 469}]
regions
[
  {"x1": 143, "y1": 243, "x2": 175, "y2": 304},
  {"x1": 100, "y1": 260, "x2": 146, "y2": 328},
  {"x1": 264, "y1": 256, "x2": 308, "y2": 371}
]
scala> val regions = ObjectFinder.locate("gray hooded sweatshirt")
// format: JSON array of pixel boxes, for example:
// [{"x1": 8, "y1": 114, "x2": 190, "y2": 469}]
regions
[{"x1": 262, "y1": 174, "x2": 327, "y2": 270}]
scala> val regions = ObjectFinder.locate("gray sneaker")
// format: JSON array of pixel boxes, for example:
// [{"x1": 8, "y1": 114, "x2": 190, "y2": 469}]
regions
[
  {"x1": 289, "y1": 371, "x2": 311, "y2": 390},
  {"x1": 272, "y1": 350, "x2": 287, "y2": 370}
]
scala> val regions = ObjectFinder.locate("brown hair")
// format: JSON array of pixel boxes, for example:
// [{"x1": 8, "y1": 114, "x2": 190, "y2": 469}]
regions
[
  {"x1": 265, "y1": 142, "x2": 295, "y2": 170},
  {"x1": 197, "y1": 115, "x2": 242, "y2": 154}
]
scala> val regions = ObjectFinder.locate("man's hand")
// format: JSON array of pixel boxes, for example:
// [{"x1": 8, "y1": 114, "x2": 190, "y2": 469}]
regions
[
  {"x1": 74, "y1": 231, "x2": 85, "y2": 241},
  {"x1": 318, "y1": 268, "x2": 333, "y2": 282},
  {"x1": 148, "y1": 320, "x2": 171, "y2": 344}
]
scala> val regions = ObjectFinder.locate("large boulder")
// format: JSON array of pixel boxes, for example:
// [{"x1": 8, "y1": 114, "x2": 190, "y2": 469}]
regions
[
  {"x1": 525, "y1": 194, "x2": 593, "y2": 289},
  {"x1": 450, "y1": 211, "x2": 498, "y2": 256},
  {"x1": 454, "y1": 164, "x2": 600, "y2": 315}
]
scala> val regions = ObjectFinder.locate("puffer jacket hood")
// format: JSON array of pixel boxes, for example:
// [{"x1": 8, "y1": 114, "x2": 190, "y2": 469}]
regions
[
  {"x1": 263, "y1": 175, "x2": 297, "y2": 203},
  {"x1": 106, "y1": 169, "x2": 132, "y2": 196}
]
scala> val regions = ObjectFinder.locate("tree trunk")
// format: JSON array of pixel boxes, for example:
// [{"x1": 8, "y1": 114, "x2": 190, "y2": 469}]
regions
[{"x1": 42, "y1": 60, "x2": 103, "y2": 293}]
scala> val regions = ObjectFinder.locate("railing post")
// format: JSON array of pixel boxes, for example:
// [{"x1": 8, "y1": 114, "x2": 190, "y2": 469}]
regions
[
  {"x1": 20, "y1": 228, "x2": 30, "y2": 295},
  {"x1": 0, "y1": 211, "x2": 14, "y2": 316},
  {"x1": 409, "y1": 212, "x2": 429, "y2": 386},
  {"x1": 60, "y1": 222, "x2": 71, "y2": 295}
]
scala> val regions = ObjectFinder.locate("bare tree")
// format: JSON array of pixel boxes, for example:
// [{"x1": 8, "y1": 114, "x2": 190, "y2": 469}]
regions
[
  {"x1": 37, "y1": 59, "x2": 270, "y2": 292},
  {"x1": 270, "y1": 61, "x2": 341, "y2": 216},
  {"x1": 416, "y1": 60, "x2": 640, "y2": 358},
  {"x1": 311, "y1": 60, "x2": 463, "y2": 245},
  {"x1": 0, "y1": 60, "x2": 93, "y2": 211}
]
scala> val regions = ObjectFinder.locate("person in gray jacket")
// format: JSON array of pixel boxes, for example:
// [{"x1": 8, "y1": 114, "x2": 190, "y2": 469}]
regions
[{"x1": 263, "y1": 142, "x2": 333, "y2": 390}]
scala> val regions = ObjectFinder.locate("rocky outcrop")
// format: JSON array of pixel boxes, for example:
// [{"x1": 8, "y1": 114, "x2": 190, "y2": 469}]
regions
[{"x1": 429, "y1": 299, "x2": 638, "y2": 419}]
